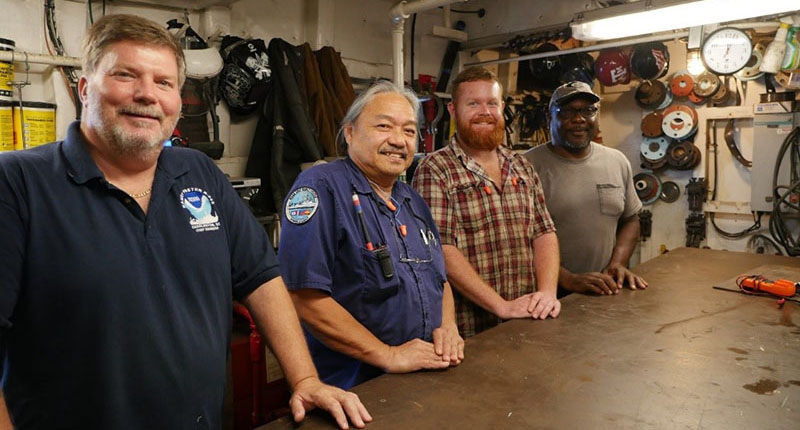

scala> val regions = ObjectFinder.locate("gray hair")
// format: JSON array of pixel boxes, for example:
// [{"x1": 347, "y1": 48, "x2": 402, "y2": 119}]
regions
[{"x1": 337, "y1": 80, "x2": 420, "y2": 154}]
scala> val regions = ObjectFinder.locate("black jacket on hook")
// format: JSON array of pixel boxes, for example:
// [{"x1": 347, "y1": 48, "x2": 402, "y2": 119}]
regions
[{"x1": 246, "y1": 38, "x2": 322, "y2": 215}]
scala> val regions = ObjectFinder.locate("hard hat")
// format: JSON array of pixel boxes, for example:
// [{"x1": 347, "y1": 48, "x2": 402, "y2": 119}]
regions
[
  {"x1": 594, "y1": 48, "x2": 631, "y2": 86},
  {"x1": 527, "y1": 42, "x2": 563, "y2": 91},
  {"x1": 218, "y1": 36, "x2": 272, "y2": 115},
  {"x1": 630, "y1": 42, "x2": 670, "y2": 80},
  {"x1": 560, "y1": 52, "x2": 595, "y2": 88},
  {"x1": 184, "y1": 48, "x2": 223, "y2": 80}
]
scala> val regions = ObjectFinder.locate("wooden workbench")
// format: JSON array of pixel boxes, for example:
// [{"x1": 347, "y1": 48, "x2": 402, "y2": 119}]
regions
[{"x1": 259, "y1": 248, "x2": 800, "y2": 429}]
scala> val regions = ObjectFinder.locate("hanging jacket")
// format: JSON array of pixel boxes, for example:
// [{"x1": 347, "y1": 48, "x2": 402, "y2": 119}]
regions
[{"x1": 245, "y1": 38, "x2": 322, "y2": 214}]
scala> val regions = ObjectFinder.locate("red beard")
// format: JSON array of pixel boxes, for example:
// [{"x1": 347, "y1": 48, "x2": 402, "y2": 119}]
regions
[{"x1": 456, "y1": 115, "x2": 505, "y2": 151}]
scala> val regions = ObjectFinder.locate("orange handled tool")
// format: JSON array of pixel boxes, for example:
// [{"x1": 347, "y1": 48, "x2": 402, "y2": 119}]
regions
[{"x1": 736, "y1": 275, "x2": 799, "y2": 298}]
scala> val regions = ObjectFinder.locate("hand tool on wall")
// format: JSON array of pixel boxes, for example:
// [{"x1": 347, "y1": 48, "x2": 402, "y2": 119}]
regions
[{"x1": 685, "y1": 212, "x2": 706, "y2": 248}]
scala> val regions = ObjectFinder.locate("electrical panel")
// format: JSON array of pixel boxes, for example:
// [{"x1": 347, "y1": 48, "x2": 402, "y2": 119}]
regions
[{"x1": 750, "y1": 112, "x2": 798, "y2": 212}]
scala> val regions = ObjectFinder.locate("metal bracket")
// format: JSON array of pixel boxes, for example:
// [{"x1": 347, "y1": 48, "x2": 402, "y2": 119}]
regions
[{"x1": 688, "y1": 25, "x2": 703, "y2": 50}]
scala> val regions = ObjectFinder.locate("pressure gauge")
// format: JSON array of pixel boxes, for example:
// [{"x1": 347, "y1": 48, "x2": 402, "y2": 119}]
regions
[{"x1": 701, "y1": 27, "x2": 753, "y2": 75}]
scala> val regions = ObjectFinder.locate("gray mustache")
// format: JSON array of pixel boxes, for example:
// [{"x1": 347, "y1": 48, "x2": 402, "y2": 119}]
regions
[{"x1": 118, "y1": 106, "x2": 163, "y2": 120}]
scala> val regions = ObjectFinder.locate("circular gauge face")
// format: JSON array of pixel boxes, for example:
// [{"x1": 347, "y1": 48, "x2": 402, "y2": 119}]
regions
[{"x1": 701, "y1": 27, "x2": 753, "y2": 75}]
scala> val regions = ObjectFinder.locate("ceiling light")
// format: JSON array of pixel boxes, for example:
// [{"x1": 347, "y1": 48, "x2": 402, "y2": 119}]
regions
[{"x1": 571, "y1": 0, "x2": 800, "y2": 41}]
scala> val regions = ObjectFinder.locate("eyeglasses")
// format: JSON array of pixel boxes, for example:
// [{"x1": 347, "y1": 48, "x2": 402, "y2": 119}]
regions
[
  {"x1": 398, "y1": 227, "x2": 435, "y2": 264},
  {"x1": 555, "y1": 106, "x2": 599, "y2": 120}
]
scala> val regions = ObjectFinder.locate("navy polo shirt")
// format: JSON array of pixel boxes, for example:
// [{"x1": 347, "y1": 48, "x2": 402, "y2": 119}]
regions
[
  {"x1": 278, "y1": 158, "x2": 446, "y2": 389},
  {"x1": 0, "y1": 122, "x2": 280, "y2": 429}
]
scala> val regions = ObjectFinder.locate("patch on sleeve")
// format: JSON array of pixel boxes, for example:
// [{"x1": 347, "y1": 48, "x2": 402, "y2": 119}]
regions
[{"x1": 285, "y1": 187, "x2": 319, "y2": 224}]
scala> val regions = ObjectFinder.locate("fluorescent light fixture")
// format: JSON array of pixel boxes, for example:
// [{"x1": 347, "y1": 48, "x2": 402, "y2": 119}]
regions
[{"x1": 571, "y1": 0, "x2": 800, "y2": 41}]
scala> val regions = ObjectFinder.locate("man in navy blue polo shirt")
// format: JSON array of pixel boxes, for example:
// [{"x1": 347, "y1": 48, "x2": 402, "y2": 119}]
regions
[
  {"x1": 0, "y1": 14, "x2": 369, "y2": 430},
  {"x1": 279, "y1": 81, "x2": 464, "y2": 389}
]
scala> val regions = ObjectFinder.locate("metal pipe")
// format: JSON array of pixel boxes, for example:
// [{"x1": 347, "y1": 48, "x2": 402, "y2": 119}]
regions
[
  {"x1": 390, "y1": 0, "x2": 468, "y2": 85},
  {"x1": 0, "y1": 50, "x2": 81, "y2": 68},
  {"x1": 465, "y1": 21, "x2": 780, "y2": 68},
  {"x1": 392, "y1": 18, "x2": 405, "y2": 86},
  {"x1": 390, "y1": 0, "x2": 467, "y2": 20}
]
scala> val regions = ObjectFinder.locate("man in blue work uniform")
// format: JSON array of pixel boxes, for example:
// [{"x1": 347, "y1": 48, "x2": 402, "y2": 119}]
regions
[
  {"x1": 279, "y1": 81, "x2": 464, "y2": 389},
  {"x1": 0, "y1": 14, "x2": 369, "y2": 430}
]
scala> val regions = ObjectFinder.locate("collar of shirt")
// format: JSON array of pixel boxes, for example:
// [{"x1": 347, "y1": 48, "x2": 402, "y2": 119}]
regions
[
  {"x1": 447, "y1": 136, "x2": 516, "y2": 187},
  {"x1": 344, "y1": 156, "x2": 412, "y2": 205},
  {"x1": 546, "y1": 140, "x2": 596, "y2": 163},
  {"x1": 61, "y1": 121, "x2": 190, "y2": 187}
]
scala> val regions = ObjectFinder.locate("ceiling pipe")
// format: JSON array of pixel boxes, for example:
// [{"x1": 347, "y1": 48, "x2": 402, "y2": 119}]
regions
[
  {"x1": 390, "y1": 0, "x2": 467, "y2": 20},
  {"x1": 389, "y1": 0, "x2": 468, "y2": 86}
]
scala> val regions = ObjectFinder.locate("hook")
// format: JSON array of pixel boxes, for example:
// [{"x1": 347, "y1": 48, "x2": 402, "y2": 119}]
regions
[
  {"x1": 7, "y1": 49, "x2": 31, "y2": 87},
  {"x1": 22, "y1": 51, "x2": 30, "y2": 86}
]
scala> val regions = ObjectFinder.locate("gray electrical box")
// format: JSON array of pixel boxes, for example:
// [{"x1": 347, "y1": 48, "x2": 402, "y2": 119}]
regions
[{"x1": 750, "y1": 112, "x2": 798, "y2": 212}]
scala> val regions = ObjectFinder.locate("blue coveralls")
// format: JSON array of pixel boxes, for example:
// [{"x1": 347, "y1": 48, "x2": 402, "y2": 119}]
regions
[{"x1": 279, "y1": 158, "x2": 446, "y2": 389}]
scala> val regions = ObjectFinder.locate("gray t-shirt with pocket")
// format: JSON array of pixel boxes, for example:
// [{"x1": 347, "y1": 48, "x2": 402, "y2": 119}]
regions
[{"x1": 524, "y1": 142, "x2": 642, "y2": 274}]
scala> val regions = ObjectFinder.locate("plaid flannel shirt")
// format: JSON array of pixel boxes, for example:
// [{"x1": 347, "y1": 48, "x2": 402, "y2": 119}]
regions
[{"x1": 412, "y1": 141, "x2": 556, "y2": 337}]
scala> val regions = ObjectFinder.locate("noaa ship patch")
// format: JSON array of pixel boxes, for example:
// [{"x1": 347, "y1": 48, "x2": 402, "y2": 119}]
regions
[
  {"x1": 285, "y1": 187, "x2": 319, "y2": 224},
  {"x1": 180, "y1": 188, "x2": 221, "y2": 232}
]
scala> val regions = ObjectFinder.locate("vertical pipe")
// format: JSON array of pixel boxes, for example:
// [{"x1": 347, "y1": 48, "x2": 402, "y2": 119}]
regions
[
  {"x1": 392, "y1": 17, "x2": 405, "y2": 86},
  {"x1": 390, "y1": 0, "x2": 465, "y2": 87}
]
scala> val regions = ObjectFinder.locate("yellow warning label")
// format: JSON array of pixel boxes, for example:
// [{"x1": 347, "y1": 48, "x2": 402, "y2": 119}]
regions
[
  {"x1": 0, "y1": 62, "x2": 13, "y2": 98},
  {"x1": 0, "y1": 104, "x2": 12, "y2": 151},
  {"x1": 13, "y1": 105, "x2": 56, "y2": 150}
]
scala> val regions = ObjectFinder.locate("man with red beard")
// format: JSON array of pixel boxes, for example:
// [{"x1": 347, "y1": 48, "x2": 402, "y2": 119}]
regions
[
  {"x1": 412, "y1": 67, "x2": 561, "y2": 338},
  {"x1": 0, "y1": 14, "x2": 369, "y2": 430},
  {"x1": 525, "y1": 81, "x2": 646, "y2": 296}
]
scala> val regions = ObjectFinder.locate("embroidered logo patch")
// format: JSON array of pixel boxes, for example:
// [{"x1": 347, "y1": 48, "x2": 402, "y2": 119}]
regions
[
  {"x1": 180, "y1": 188, "x2": 220, "y2": 232},
  {"x1": 285, "y1": 187, "x2": 319, "y2": 224}
]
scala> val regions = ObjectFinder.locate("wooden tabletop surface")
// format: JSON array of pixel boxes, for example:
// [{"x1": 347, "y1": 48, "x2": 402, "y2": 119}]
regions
[{"x1": 259, "y1": 248, "x2": 800, "y2": 429}]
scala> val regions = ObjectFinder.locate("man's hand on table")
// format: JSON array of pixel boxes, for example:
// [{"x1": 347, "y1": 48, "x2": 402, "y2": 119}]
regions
[
  {"x1": 433, "y1": 323, "x2": 464, "y2": 366},
  {"x1": 380, "y1": 339, "x2": 452, "y2": 373},
  {"x1": 290, "y1": 377, "x2": 372, "y2": 429},
  {"x1": 498, "y1": 293, "x2": 539, "y2": 319},
  {"x1": 603, "y1": 263, "x2": 648, "y2": 291},
  {"x1": 563, "y1": 271, "x2": 620, "y2": 295},
  {"x1": 527, "y1": 291, "x2": 561, "y2": 319}
]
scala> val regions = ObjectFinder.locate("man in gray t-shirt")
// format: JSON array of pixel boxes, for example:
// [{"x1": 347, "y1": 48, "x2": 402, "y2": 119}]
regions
[{"x1": 525, "y1": 81, "x2": 647, "y2": 296}]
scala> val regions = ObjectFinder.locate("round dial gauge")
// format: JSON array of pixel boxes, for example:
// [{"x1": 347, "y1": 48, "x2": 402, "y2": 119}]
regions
[{"x1": 701, "y1": 27, "x2": 753, "y2": 75}]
